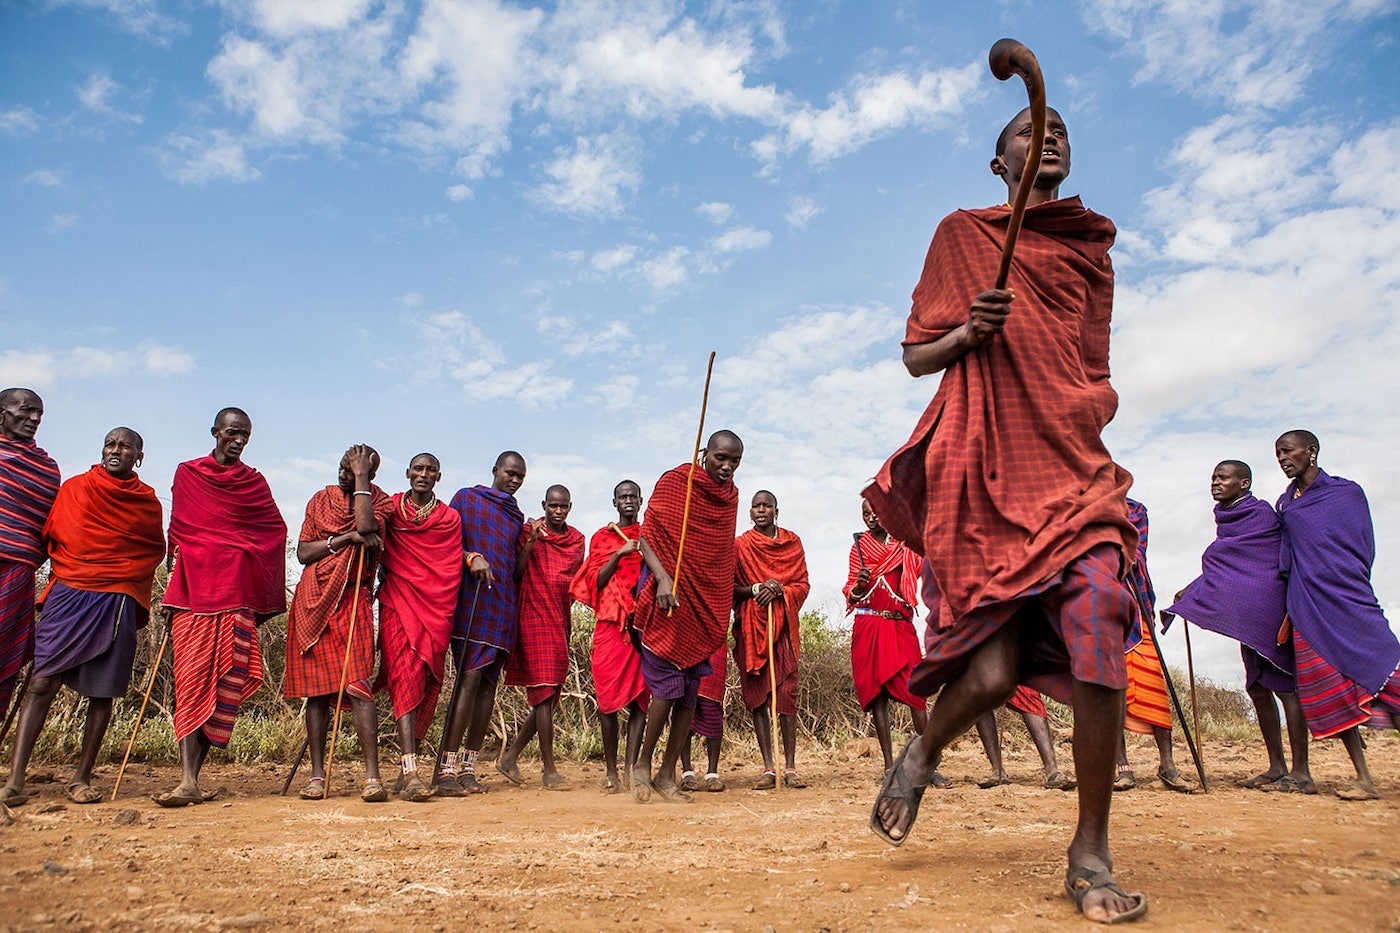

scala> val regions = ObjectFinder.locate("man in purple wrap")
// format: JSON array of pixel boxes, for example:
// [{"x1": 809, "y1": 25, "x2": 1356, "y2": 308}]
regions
[
  {"x1": 437, "y1": 450, "x2": 527, "y2": 796},
  {"x1": 1164, "y1": 460, "x2": 1312, "y2": 792},
  {"x1": 1274, "y1": 430, "x2": 1400, "y2": 801},
  {"x1": 0, "y1": 389, "x2": 61, "y2": 738}
]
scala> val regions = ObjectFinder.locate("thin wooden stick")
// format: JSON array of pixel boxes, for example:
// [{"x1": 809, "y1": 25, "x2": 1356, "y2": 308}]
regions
[
  {"x1": 111, "y1": 628, "x2": 169, "y2": 801},
  {"x1": 0, "y1": 664, "x2": 29, "y2": 747},
  {"x1": 1183, "y1": 619, "x2": 1205, "y2": 771},
  {"x1": 987, "y1": 38, "x2": 1047, "y2": 290},
  {"x1": 667, "y1": 351, "x2": 717, "y2": 616},
  {"x1": 767, "y1": 601, "x2": 780, "y2": 793},
  {"x1": 607, "y1": 522, "x2": 631, "y2": 543},
  {"x1": 325, "y1": 546, "x2": 367, "y2": 796},
  {"x1": 1148, "y1": 616, "x2": 1208, "y2": 792}
]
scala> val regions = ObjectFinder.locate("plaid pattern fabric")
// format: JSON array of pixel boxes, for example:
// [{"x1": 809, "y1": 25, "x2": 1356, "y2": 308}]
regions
[
  {"x1": 0, "y1": 560, "x2": 35, "y2": 714},
  {"x1": 376, "y1": 604, "x2": 440, "y2": 739},
  {"x1": 1123, "y1": 499, "x2": 1154, "y2": 652},
  {"x1": 579, "y1": 524, "x2": 647, "y2": 714},
  {"x1": 505, "y1": 521, "x2": 584, "y2": 690},
  {"x1": 698, "y1": 640, "x2": 727, "y2": 703},
  {"x1": 1294, "y1": 630, "x2": 1400, "y2": 739},
  {"x1": 737, "y1": 631, "x2": 798, "y2": 715},
  {"x1": 283, "y1": 576, "x2": 376, "y2": 700},
  {"x1": 865, "y1": 197, "x2": 1135, "y2": 632},
  {"x1": 689, "y1": 696, "x2": 724, "y2": 739},
  {"x1": 171, "y1": 609, "x2": 263, "y2": 745},
  {"x1": 287, "y1": 485, "x2": 393, "y2": 655},
  {"x1": 1006, "y1": 684, "x2": 1046, "y2": 718},
  {"x1": 850, "y1": 612, "x2": 925, "y2": 712},
  {"x1": 449, "y1": 485, "x2": 524, "y2": 650},
  {"x1": 911, "y1": 542, "x2": 1132, "y2": 706},
  {"x1": 633, "y1": 462, "x2": 739, "y2": 669},
  {"x1": 0, "y1": 435, "x2": 60, "y2": 568},
  {"x1": 733, "y1": 527, "x2": 809, "y2": 675}
]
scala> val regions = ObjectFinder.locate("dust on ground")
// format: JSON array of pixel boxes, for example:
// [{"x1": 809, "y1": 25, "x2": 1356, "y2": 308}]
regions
[{"x1": 3, "y1": 731, "x2": 1398, "y2": 932}]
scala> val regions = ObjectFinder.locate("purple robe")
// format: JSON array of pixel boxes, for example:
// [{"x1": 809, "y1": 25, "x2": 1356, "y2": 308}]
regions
[
  {"x1": 1276, "y1": 471, "x2": 1399, "y2": 695},
  {"x1": 448, "y1": 485, "x2": 524, "y2": 651},
  {"x1": 1163, "y1": 493, "x2": 1291, "y2": 673}
]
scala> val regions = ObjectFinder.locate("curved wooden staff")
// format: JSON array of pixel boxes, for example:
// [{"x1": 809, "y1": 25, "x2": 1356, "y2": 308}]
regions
[
  {"x1": 987, "y1": 38, "x2": 1047, "y2": 290},
  {"x1": 325, "y1": 546, "x2": 367, "y2": 796},
  {"x1": 607, "y1": 522, "x2": 632, "y2": 543},
  {"x1": 667, "y1": 351, "x2": 717, "y2": 616},
  {"x1": 767, "y1": 601, "x2": 780, "y2": 793},
  {"x1": 111, "y1": 628, "x2": 170, "y2": 800}
]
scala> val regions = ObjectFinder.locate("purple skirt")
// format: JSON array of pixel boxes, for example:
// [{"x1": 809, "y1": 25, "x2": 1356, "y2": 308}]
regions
[
  {"x1": 689, "y1": 696, "x2": 724, "y2": 739},
  {"x1": 1242, "y1": 644, "x2": 1294, "y2": 694},
  {"x1": 34, "y1": 582, "x2": 142, "y2": 698}
]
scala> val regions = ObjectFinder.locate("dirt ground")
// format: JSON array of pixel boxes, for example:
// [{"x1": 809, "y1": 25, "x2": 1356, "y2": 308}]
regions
[{"x1": 2, "y1": 730, "x2": 1398, "y2": 933}]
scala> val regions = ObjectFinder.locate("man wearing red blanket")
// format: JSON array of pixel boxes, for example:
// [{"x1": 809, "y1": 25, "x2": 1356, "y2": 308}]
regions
[
  {"x1": 732, "y1": 490, "x2": 809, "y2": 789},
  {"x1": 376, "y1": 453, "x2": 462, "y2": 802},
  {"x1": 159, "y1": 408, "x2": 286, "y2": 807},
  {"x1": 284, "y1": 445, "x2": 394, "y2": 802},
  {"x1": 498, "y1": 484, "x2": 585, "y2": 790},
  {"x1": 630, "y1": 429, "x2": 743, "y2": 804},
  {"x1": 864, "y1": 108, "x2": 1146, "y2": 923}
]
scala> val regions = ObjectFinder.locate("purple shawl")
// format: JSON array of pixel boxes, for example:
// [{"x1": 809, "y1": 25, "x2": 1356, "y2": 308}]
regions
[
  {"x1": 1276, "y1": 471, "x2": 1399, "y2": 694},
  {"x1": 449, "y1": 485, "x2": 524, "y2": 651},
  {"x1": 1122, "y1": 499, "x2": 1151, "y2": 652},
  {"x1": 1163, "y1": 493, "x2": 1290, "y2": 672}
]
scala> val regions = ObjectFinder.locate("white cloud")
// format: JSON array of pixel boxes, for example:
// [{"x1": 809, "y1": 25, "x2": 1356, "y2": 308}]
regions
[
  {"x1": 77, "y1": 73, "x2": 144, "y2": 124},
  {"x1": 530, "y1": 133, "x2": 640, "y2": 216},
  {"x1": 639, "y1": 245, "x2": 691, "y2": 291},
  {"x1": 445, "y1": 183, "x2": 473, "y2": 201},
  {"x1": 0, "y1": 107, "x2": 39, "y2": 136},
  {"x1": 696, "y1": 201, "x2": 733, "y2": 224},
  {"x1": 393, "y1": 309, "x2": 574, "y2": 408},
  {"x1": 709, "y1": 225, "x2": 771, "y2": 253},
  {"x1": 0, "y1": 341, "x2": 194, "y2": 386},
  {"x1": 248, "y1": 0, "x2": 374, "y2": 38},
  {"x1": 52, "y1": 0, "x2": 185, "y2": 43},
  {"x1": 590, "y1": 244, "x2": 637, "y2": 272},
  {"x1": 785, "y1": 194, "x2": 820, "y2": 229},
  {"x1": 45, "y1": 213, "x2": 79, "y2": 233},
  {"x1": 159, "y1": 129, "x2": 261, "y2": 185},
  {"x1": 23, "y1": 169, "x2": 63, "y2": 187},
  {"x1": 537, "y1": 315, "x2": 633, "y2": 357}
]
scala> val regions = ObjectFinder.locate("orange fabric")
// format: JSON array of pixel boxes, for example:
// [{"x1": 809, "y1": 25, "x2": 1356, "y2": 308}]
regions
[
  {"x1": 733, "y1": 527, "x2": 809, "y2": 675},
  {"x1": 865, "y1": 197, "x2": 1136, "y2": 631},
  {"x1": 1124, "y1": 635, "x2": 1172, "y2": 733},
  {"x1": 287, "y1": 484, "x2": 393, "y2": 654},
  {"x1": 41, "y1": 465, "x2": 165, "y2": 611}
]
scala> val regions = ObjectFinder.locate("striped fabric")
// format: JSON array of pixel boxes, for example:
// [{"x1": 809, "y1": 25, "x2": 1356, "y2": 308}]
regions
[
  {"x1": 0, "y1": 560, "x2": 36, "y2": 713},
  {"x1": 0, "y1": 435, "x2": 61, "y2": 568},
  {"x1": 505, "y1": 520, "x2": 585, "y2": 693},
  {"x1": 1294, "y1": 630, "x2": 1400, "y2": 739},
  {"x1": 171, "y1": 609, "x2": 264, "y2": 746},
  {"x1": 1123, "y1": 636, "x2": 1172, "y2": 733},
  {"x1": 1007, "y1": 684, "x2": 1047, "y2": 718}
]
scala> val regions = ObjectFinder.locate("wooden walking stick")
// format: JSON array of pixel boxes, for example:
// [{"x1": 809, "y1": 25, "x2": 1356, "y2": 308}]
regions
[
  {"x1": 324, "y1": 546, "x2": 367, "y2": 797},
  {"x1": 111, "y1": 628, "x2": 170, "y2": 801},
  {"x1": 432, "y1": 577, "x2": 482, "y2": 785},
  {"x1": 1183, "y1": 619, "x2": 1205, "y2": 770},
  {"x1": 667, "y1": 351, "x2": 717, "y2": 616},
  {"x1": 607, "y1": 522, "x2": 632, "y2": 543},
  {"x1": 1147, "y1": 617, "x2": 1208, "y2": 792},
  {"x1": 987, "y1": 38, "x2": 1047, "y2": 291},
  {"x1": 0, "y1": 664, "x2": 30, "y2": 747},
  {"x1": 767, "y1": 601, "x2": 781, "y2": 793}
]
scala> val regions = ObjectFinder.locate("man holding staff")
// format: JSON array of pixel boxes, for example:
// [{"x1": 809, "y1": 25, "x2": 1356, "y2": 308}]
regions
[
  {"x1": 158, "y1": 408, "x2": 286, "y2": 807},
  {"x1": 283, "y1": 445, "x2": 394, "y2": 802},
  {"x1": 732, "y1": 490, "x2": 809, "y2": 789},
  {"x1": 864, "y1": 104, "x2": 1147, "y2": 923},
  {"x1": 3, "y1": 427, "x2": 164, "y2": 806}
]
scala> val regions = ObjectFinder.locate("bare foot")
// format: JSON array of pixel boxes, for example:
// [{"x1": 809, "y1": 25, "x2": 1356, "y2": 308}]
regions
[{"x1": 1336, "y1": 779, "x2": 1381, "y2": 801}]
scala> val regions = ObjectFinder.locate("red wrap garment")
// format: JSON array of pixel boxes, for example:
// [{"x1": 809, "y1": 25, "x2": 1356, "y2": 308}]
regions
[
  {"x1": 375, "y1": 493, "x2": 463, "y2": 737},
  {"x1": 283, "y1": 484, "x2": 393, "y2": 700},
  {"x1": 41, "y1": 465, "x2": 165, "y2": 613},
  {"x1": 845, "y1": 532, "x2": 926, "y2": 711},
  {"x1": 633, "y1": 462, "x2": 739, "y2": 669},
  {"x1": 865, "y1": 197, "x2": 1136, "y2": 639},
  {"x1": 506, "y1": 519, "x2": 585, "y2": 704},
  {"x1": 570, "y1": 523, "x2": 648, "y2": 714},
  {"x1": 733, "y1": 527, "x2": 809, "y2": 714}
]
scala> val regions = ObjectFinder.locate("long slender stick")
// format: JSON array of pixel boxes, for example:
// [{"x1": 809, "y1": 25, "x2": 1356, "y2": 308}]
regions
[
  {"x1": 1183, "y1": 619, "x2": 1205, "y2": 772},
  {"x1": 1148, "y1": 618, "x2": 1208, "y2": 792},
  {"x1": 667, "y1": 351, "x2": 717, "y2": 616},
  {"x1": 111, "y1": 629, "x2": 170, "y2": 801},
  {"x1": 607, "y1": 522, "x2": 632, "y2": 543},
  {"x1": 0, "y1": 664, "x2": 29, "y2": 747},
  {"x1": 767, "y1": 602, "x2": 780, "y2": 793},
  {"x1": 987, "y1": 38, "x2": 1047, "y2": 290},
  {"x1": 432, "y1": 577, "x2": 482, "y2": 785},
  {"x1": 325, "y1": 546, "x2": 367, "y2": 796}
]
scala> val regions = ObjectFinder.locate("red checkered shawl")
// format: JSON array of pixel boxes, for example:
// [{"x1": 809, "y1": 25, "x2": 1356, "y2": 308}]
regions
[
  {"x1": 506, "y1": 520, "x2": 585, "y2": 688},
  {"x1": 42, "y1": 465, "x2": 165, "y2": 612},
  {"x1": 634, "y1": 462, "x2": 738, "y2": 669},
  {"x1": 379, "y1": 493, "x2": 463, "y2": 682},
  {"x1": 570, "y1": 523, "x2": 642, "y2": 629},
  {"x1": 843, "y1": 532, "x2": 921, "y2": 617},
  {"x1": 734, "y1": 527, "x2": 809, "y2": 674},
  {"x1": 164, "y1": 455, "x2": 287, "y2": 619},
  {"x1": 866, "y1": 197, "x2": 1135, "y2": 631},
  {"x1": 287, "y1": 484, "x2": 393, "y2": 653}
]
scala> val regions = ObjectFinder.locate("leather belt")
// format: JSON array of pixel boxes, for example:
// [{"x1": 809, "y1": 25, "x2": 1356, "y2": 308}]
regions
[{"x1": 854, "y1": 609, "x2": 908, "y2": 620}]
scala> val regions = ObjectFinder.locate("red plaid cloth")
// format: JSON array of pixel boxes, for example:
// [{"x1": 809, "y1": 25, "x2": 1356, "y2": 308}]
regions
[
  {"x1": 574, "y1": 524, "x2": 648, "y2": 714},
  {"x1": 375, "y1": 494, "x2": 463, "y2": 734},
  {"x1": 505, "y1": 521, "x2": 584, "y2": 691},
  {"x1": 865, "y1": 197, "x2": 1136, "y2": 632},
  {"x1": 698, "y1": 640, "x2": 728, "y2": 703},
  {"x1": 283, "y1": 485, "x2": 393, "y2": 700},
  {"x1": 171, "y1": 609, "x2": 263, "y2": 745},
  {"x1": 1007, "y1": 684, "x2": 1047, "y2": 718},
  {"x1": 633, "y1": 462, "x2": 738, "y2": 669},
  {"x1": 42, "y1": 465, "x2": 165, "y2": 611},
  {"x1": 733, "y1": 527, "x2": 809, "y2": 674}
]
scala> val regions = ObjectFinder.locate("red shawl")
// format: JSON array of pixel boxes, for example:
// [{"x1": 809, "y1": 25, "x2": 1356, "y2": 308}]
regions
[
  {"x1": 288, "y1": 484, "x2": 393, "y2": 652},
  {"x1": 570, "y1": 523, "x2": 642, "y2": 629},
  {"x1": 41, "y1": 465, "x2": 165, "y2": 611},
  {"x1": 733, "y1": 527, "x2": 810, "y2": 674},
  {"x1": 866, "y1": 197, "x2": 1135, "y2": 630},
  {"x1": 164, "y1": 455, "x2": 287, "y2": 618},
  {"x1": 843, "y1": 532, "x2": 922, "y2": 615},
  {"x1": 506, "y1": 520, "x2": 585, "y2": 687},
  {"x1": 633, "y1": 462, "x2": 738, "y2": 668},
  {"x1": 379, "y1": 493, "x2": 463, "y2": 681}
]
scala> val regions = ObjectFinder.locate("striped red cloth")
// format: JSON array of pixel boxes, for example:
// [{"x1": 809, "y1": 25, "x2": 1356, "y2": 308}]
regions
[
  {"x1": 41, "y1": 465, "x2": 165, "y2": 611},
  {"x1": 865, "y1": 197, "x2": 1135, "y2": 633},
  {"x1": 1123, "y1": 636, "x2": 1172, "y2": 733},
  {"x1": 284, "y1": 484, "x2": 393, "y2": 700},
  {"x1": 573, "y1": 523, "x2": 648, "y2": 714},
  {"x1": 0, "y1": 435, "x2": 60, "y2": 568},
  {"x1": 1294, "y1": 630, "x2": 1400, "y2": 739},
  {"x1": 505, "y1": 520, "x2": 585, "y2": 692},
  {"x1": 164, "y1": 455, "x2": 286, "y2": 619},
  {"x1": 0, "y1": 561, "x2": 36, "y2": 713},
  {"x1": 633, "y1": 462, "x2": 739, "y2": 669},
  {"x1": 171, "y1": 609, "x2": 263, "y2": 746},
  {"x1": 375, "y1": 493, "x2": 463, "y2": 735},
  {"x1": 1007, "y1": 684, "x2": 1047, "y2": 718},
  {"x1": 844, "y1": 532, "x2": 921, "y2": 616}
]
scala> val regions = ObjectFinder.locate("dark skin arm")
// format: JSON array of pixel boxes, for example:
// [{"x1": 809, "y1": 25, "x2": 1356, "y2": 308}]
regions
[
  {"x1": 849, "y1": 566, "x2": 872, "y2": 602},
  {"x1": 734, "y1": 579, "x2": 783, "y2": 606},
  {"x1": 295, "y1": 446, "x2": 381, "y2": 565},
  {"x1": 597, "y1": 538, "x2": 641, "y2": 590},
  {"x1": 902, "y1": 288, "x2": 1013, "y2": 377},
  {"x1": 636, "y1": 537, "x2": 677, "y2": 611},
  {"x1": 515, "y1": 519, "x2": 548, "y2": 582}
]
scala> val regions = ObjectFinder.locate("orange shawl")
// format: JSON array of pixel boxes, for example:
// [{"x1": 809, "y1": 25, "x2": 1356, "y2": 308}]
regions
[{"x1": 733, "y1": 527, "x2": 809, "y2": 674}]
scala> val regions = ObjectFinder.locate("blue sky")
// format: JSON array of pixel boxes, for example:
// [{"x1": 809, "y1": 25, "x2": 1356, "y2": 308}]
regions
[{"x1": 3, "y1": 0, "x2": 1398, "y2": 686}]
